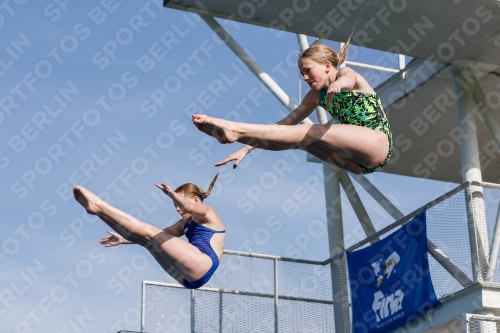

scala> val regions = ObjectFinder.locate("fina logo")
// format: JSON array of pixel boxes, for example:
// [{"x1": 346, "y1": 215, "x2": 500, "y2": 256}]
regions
[{"x1": 371, "y1": 251, "x2": 404, "y2": 322}]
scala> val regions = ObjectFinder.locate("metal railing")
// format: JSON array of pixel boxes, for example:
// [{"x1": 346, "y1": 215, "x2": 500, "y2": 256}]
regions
[
  {"x1": 463, "y1": 313, "x2": 500, "y2": 333},
  {"x1": 141, "y1": 181, "x2": 500, "y2": 332},
  {"x1": 142, "y1": 252, "x2": 334, "y2": 333}
]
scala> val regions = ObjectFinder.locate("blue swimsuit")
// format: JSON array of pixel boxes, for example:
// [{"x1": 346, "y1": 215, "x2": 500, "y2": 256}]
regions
[{"x1": 183, "y1": 220, "x2": 225, "y2": 289}]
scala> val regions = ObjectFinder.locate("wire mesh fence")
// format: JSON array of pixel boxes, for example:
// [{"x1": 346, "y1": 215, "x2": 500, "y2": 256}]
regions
[
  {"x1": 142, "y1": 182, "x2": 500, "y2": 333},
  {"x1": 142, "y1": 253, "x2": 335, "y2": 333},
  {"x1": 464, "y1": 314, "x2": 500, "y2": 333}
]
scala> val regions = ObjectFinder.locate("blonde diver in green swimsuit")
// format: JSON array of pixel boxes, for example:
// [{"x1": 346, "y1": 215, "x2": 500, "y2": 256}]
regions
[{"x1": 192, "y1": 37, "x2": 393, "y2": 175}]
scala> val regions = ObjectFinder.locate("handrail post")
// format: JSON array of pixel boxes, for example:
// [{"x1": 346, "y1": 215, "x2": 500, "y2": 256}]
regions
[{"x1": 486, "y1": 203, "x2": 500, "y2": 281}]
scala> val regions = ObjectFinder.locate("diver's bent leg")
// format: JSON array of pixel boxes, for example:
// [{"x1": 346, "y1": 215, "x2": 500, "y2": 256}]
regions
[{"x1": 304, "y1": 145, "x2": 363, "y2": 174}]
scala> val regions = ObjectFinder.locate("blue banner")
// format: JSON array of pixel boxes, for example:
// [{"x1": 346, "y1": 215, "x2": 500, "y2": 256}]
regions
[{"x1": 346, "y1": 209, "x2": 439, "y2": 333}]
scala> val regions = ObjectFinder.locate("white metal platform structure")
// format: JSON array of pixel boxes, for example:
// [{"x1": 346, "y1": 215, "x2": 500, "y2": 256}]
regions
[
  {"x1": 144, "y1": 1, "x2": 500, "y2": 332},
  {"x1": 164, "y1": 0, "x2": 500, "y2": 183},
  {"x1": 141, "y1": 181, "x2": 500, "y2": 332}
]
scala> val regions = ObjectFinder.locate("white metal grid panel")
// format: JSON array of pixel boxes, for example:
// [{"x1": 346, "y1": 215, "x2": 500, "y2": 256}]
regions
[
  {"x1": 330, "y1": 255, "x2": 351, "y2": 332},
  {"x1": 143, "y1": 284, "x2": 191, "y2": 333},
  {"x1": 466, "y1": 314, "x2": 500, "y2": 333},
  {"x1": 278, "y1": 299, "x2": 334, "y2": 333},
  {"x1": 278, "y1": 261, "x2": 332, "y2": 301},
  {"x1": 467, "y1": 322, "x2": 500, "y2": 333},
  {"x1": 426, "y1": 189, "x2": 474, "y2": 296},
  {"x1": 221, "y1": 293, "x2": 274, "y2": 332},
  {"x1": 205, "y1": 255, "x2": 274, "y2": 294},
  {"x1": 142, "y1": 254, "x2": 332, "y2": 332},
  {"x1": 193, "y1": 290, "x2": 220, "y2": 333}
]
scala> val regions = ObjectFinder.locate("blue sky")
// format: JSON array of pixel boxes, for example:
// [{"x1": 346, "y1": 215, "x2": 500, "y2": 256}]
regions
[{"x1": 0, "y1": 1, "x2": 458, "y2": 332}]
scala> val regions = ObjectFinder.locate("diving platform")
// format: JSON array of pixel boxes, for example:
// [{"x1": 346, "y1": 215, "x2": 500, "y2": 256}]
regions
[
  {"x1": 141, "y1": 181, "x2": 500, "y2": 332},
  {"x1": 155, "y1": 1, "x2": 500, "y2": 332},
  {"x1": 164, "y1": 0, "x2": 500, "y2": 183}
]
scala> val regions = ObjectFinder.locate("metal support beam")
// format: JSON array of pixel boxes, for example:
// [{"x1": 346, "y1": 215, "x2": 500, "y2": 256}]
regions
[
  {"x1": 296, "y1": 34, "x2": 309, "y2": 52},
  {"x1": 338, "y1": 170, "x2": 379, "y2": 243},
  {"x1": 345, "y1": 61, "x2": 399, "y2": 74},
  {"x1": 274, "y1": 258, "x2": 278, "y2": 333},
  {"x1": 324, "y1": 164, "x2": 350, "y2": 333},
  {"x1": 350, "y1": 174, "x2": 405, "y2": 220},
  {"x1": 191, "y1": 289, "x2": 195, "y2": 333},
  {"x1": 219, "y1": 291, "x2": 223, "y2": 333},
  {"x1": 296, "y1": 34, "x2": 328, "y2": 125},
  {"x1": 453, "y1": 68, "x2": 482, "y2": 182},
  {"x1": 141, "y1": 281, "x2": 146, "y2": 332},
  {"x1": 199, "y1": 14, "x2": 313, "y2": 124},
  {"x1": 453, "y1": 67, "x2": 489, "y2": 282},
  {"x1": 486, "y1": 204, "x2": 500, "y2": 281},
  {"x1": 324, "y1": 165, "x2": 343, "y2": 259},
  {"x1": 427, "y1": 240, "x2": 473, "y2": 288},
  {"x1": 310, "y1": 38, "x2": 325, "y2": 47},
  {"x1": 470, "y1": 73, "x2": 500, "y2": 155},
  {"x1": 339, "y1": 42, "x2": 346, "y2": 69},
  {"x1": 399, "y1": 54, "x2": 407, "y2": 80}
]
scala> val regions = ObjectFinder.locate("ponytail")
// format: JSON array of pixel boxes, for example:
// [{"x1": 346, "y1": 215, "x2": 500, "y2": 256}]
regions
[
  {"x1": 337, "y1": 35, "x2": 352, "y2": 66},
  {"x1": 200, "y1": 172, "x2": 219, "y2": 200},
  {"x1": 175, "y1": 173, "x2": 219, "y2": 202}
]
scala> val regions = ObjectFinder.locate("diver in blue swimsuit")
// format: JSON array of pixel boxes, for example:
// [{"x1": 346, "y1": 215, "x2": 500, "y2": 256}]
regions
[
  {"x1": 73, "y1": 173, "x2": 225, "y2": 289},
  {"x1": 182, "y1": 218, "x2": 225, "y2": 288}
]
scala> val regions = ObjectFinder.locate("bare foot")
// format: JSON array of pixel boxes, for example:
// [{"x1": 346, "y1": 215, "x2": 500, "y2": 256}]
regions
[
  {"x1": 192, "y1": 114, "x2": 238, "y2": 144},
  {"x1": 73, "y1": 186, "x2": 102, "y2": 215}
]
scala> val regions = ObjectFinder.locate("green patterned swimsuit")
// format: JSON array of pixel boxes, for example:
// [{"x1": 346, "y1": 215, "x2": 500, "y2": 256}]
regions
[{"x1": 318, "y1": 89, "x2": 393, "y2": 174}]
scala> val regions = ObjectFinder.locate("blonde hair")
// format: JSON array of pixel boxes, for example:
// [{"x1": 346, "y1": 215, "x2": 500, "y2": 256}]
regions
[
  {"x1": 175, "y1": 173, "x2": 219, "y2": 201},
  {"x1": 299, "y1": 35, "x2": 352, "y2": 67}
]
